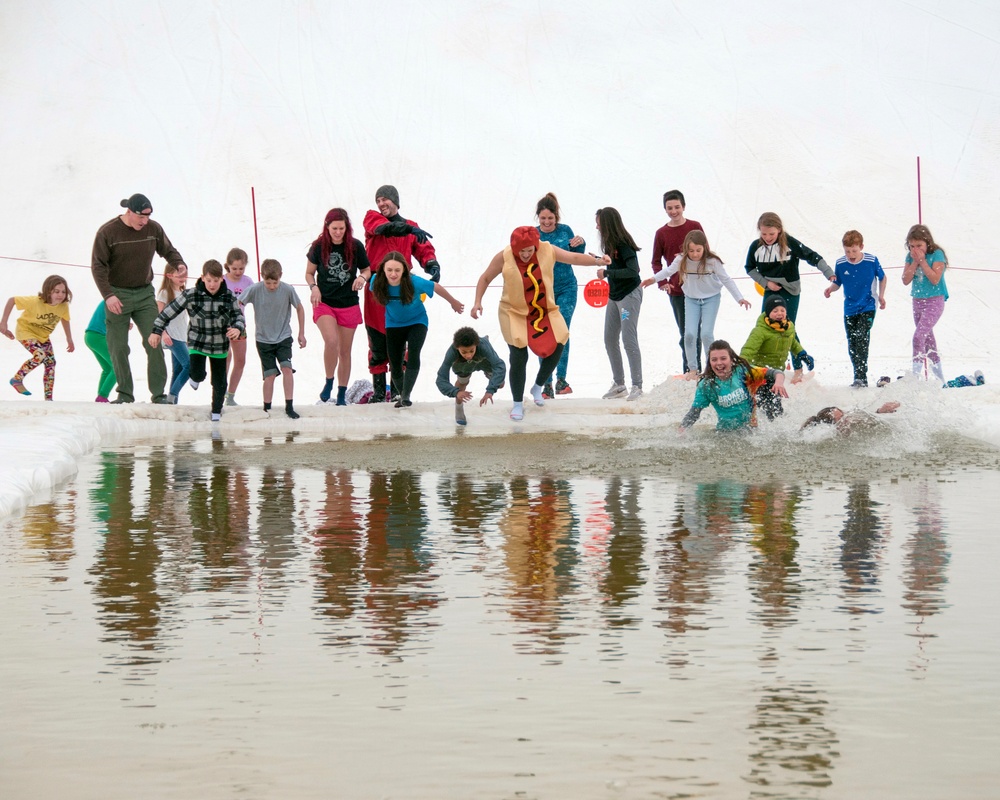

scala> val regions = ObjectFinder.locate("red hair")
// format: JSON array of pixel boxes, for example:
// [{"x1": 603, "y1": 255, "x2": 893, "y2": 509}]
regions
[{"x1": 312, "y1": 208, "x2": 355, "y2": 270}]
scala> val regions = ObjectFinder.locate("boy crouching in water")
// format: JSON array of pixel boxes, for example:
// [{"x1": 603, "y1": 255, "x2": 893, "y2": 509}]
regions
[
  {"x1": 435, "y1": 326, "x2": 506, "y2": 425},
  {"x1": 238, "y1": 258, "x2": 307, "y2": 419},
  {"x1": 150, "y1": 259, "x2": 244, "y2": 421}
]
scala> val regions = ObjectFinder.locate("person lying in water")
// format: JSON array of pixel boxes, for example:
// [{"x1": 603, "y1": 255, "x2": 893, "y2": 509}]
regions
[{"x1": 801, "y1": 401, "x2": 900, "y2": 435}]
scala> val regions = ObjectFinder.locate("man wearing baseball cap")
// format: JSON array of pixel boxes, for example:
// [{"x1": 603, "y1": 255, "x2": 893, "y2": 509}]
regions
[{"x1": 91, "y1": 193, "x2": 187, "y2": 403}]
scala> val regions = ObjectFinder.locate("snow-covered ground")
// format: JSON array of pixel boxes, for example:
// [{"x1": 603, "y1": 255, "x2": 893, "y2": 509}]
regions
[{"x1": 2, "y1": 0, "x2": 999, "y2": 515}]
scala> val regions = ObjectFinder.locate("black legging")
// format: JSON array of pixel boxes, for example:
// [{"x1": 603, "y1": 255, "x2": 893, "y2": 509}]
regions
[
  {"x1": 508, "y1": 343, "x2": 564, "y2": 402},
  {"x1": 189, "y1": 353, "x2": 229, "y2": 414},
  {"x1": 386, "y1": 323, "x2": 428, "y2": 400}
]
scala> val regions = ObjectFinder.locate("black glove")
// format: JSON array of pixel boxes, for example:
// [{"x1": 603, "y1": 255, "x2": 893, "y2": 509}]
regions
[
  {"x1": 411, "y1": 226, "x2": 433, "y2": 244},
  {"x1": 373, "y1": 221, "x2": 413, "y2": 238},
  {"x1": 424, "y1": 261, "x2": 441, "y2": 283}
]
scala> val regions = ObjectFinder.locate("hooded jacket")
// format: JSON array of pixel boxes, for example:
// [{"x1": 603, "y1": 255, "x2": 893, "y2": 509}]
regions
[
  {"x1": 153, "y1": 278, "x2": 245, "y2": 355},
  {"x1": 740, "y1": 313, "x2": 802, "y2": 369}
]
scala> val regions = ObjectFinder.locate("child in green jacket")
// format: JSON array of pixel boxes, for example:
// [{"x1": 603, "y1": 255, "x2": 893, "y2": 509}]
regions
[{"x1": 739, "y1": 295, "x2": 809, "y2": 379}]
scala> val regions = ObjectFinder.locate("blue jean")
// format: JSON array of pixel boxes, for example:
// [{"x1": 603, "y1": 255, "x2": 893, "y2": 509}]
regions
[
  {"x1": 164, "y1": 340, "x2": 191, "y2": 399},
  {"x1": 543, "y1": 278, "x2": 578, "y2": 381},
  {"x1": 684, "y1": 293, "x2": 721, "y2": 373}
]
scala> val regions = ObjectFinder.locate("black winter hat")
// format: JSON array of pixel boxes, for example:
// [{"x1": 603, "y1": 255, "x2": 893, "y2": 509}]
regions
[{"x1": 764, "y1": 294, "x2": 786, "y2": 316}]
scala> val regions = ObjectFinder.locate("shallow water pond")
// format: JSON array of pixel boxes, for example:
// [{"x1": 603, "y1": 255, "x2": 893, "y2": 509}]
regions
[{"x1": 2, "y1": 435, "x2": 999, "y2": 799}]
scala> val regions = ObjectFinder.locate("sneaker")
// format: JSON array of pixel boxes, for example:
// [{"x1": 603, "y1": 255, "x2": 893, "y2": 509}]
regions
[
  {"x1": 210, "y1": 412, "x2": 221, "y2": 422},
  {"x1": 876, "y1": 376, "x2": 891, "y2": 388},
  {"x1": 556, "y1": 378, "x2": 573, "y2": 395},
  {"x1": 95, "y1": 395, "x2": 110, "y2": 403},
  {"x1": 851, "y1": 380, "x2": 868, "y2": 389},
  {"x1": 602, "y1": 383, "x2": 627, "y2": 400},
  {"x1": 626, "y1": 386, "x2": 643, "y2": 401},
  {"x1": 167, "y1": 394, "x2": 177, "y2": 404},
  {"x1": 541, "y1": 382, "x2": 555, "y2": 400}
]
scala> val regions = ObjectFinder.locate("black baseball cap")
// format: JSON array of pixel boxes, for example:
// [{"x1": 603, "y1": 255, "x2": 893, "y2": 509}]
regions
[{"x1": 120, "y1": 193, "x2": 153, "y2": 214}]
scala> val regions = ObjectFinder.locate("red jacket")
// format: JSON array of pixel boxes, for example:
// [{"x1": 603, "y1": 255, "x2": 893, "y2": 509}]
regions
[{"x1": 362, "y1": 210, "x2": 438, "y2": 332}]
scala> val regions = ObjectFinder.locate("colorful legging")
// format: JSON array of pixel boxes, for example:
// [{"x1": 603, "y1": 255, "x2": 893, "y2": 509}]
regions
[
  {"x1": 912, "y1": 296, "x2": 945, "y2": 380},
  {"x1": 14, "y1": 338, "x2": 56, "y2": 400}
]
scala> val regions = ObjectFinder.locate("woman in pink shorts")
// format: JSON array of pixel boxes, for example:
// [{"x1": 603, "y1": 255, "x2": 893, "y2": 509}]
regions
[{"x1": 306, "y1": 208, "x2": 371, "y2": 404}]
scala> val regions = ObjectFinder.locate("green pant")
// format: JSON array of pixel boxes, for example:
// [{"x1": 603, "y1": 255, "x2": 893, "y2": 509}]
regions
[
  {"x1": 104, "y1": 284, "x2": 167, "y2": 402},
  {"x1": 84, "y1": 330, "x2": 117, "y2": 399}
]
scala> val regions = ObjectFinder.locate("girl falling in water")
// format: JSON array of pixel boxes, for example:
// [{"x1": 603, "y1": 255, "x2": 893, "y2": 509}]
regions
[{"x1": 1, "y1": 275, "x2": 74, "y2": 400}]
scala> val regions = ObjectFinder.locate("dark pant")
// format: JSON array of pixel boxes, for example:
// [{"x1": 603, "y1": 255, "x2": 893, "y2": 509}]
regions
[
  {"x1": 366, "y1": 326, "x2": 389, "y2": 375},
  {"x1": 105, "y1": 284, "x2": 167, "y2": 402},
  {"x1": 190, "y1": 353, "x2": 228, "y2": 413},
  {"x1": 669, "y1": 293, "x2": 700, "y2": 372},
  {"x1": 845, "y1": 311, "x2": 875, "y2": 383},
  {"x1": 509, "y1": 343, "x2": 564, "y2": 402},
  {"x1": 755, "y1": 375, "x2": 784, "y2": 421},
  {"x1": 386, "y1": 324, "x2": 427, "y2": 400}
]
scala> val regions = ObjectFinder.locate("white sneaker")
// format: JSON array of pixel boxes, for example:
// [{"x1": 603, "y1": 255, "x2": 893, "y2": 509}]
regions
[
  {"x1": 602, "y1": 383, "x2": 627, "y2": 400},
  {"x1": 210, "y1": 412, "x2": 221, "y2": 422},
  {"x1": 626, "y1": 386, "x2": 643, "y2": 401}
]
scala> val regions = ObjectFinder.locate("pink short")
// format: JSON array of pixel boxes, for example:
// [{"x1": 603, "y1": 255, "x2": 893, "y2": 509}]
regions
[{"x1": 313, "y1": 302, "x2": 363, "y2": 328}]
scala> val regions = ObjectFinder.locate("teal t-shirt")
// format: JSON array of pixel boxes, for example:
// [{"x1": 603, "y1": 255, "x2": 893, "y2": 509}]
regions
[
  {"x1": 370, "y1": 274, "x2": 435, "y2": 328},
  {"x1": 691, "y1": 366, "x2": 757, "y2": 430},
  {"x1": 907, "y1": 249, "x2": 948, "y2": 300}
]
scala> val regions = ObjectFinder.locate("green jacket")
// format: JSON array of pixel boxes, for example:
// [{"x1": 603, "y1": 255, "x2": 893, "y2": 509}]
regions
[{"x1": 740, "y1": 314, "x2": 802, "y2": 369}]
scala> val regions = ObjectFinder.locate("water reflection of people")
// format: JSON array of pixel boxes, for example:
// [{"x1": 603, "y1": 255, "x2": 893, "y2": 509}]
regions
[
  {"x1": 902, "y1": 479, "x2": 949, "y2": 673},
  {"x1": 744, "y1": 484, "x2": 803, "y2": 628},
  {"x1": 600, "y1": 477, "x2": 646, "y2": 629},
  {"x1": 312, "y1": 469, "x2": 365, "y2": 628},
  {"x1": 743, "y1": 682, "x2": 839, "y2": 792},
  {"x1": 362, "y1": 471, "x2": 441, "y2": 659},
  {"x1": 498, "y1": 476, "x2": 577, "y2": 656},
  {"x1": 437, "y1": 473, "x2": 509, "y2": 544},
  {"x1": 838, "y1": 483, "x2": 885, "y2": 616},
  {"x1": 657, "y1": 482, "x2": 744, "y2": 644},
  {"x1": 188, "y1": 463, "x2": 251, "y2": 589},
  {"x1": 89, "y1": 450, "x2": 165, "y2": 655},
  {"x1": 255, "y1": 467, "x2": 298, "y2": 602},
  {"x1": 19, "y1": 497, "x2": 76, "y2": 572}
]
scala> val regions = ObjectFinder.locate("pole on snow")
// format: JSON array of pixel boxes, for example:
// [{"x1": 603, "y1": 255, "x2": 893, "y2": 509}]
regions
[
  {"x1": 916, "y1": 156, "x2": 922, "y2": 225},
  {"x1": 251, "y1": 186, "x2": 261, "y2": 280}
]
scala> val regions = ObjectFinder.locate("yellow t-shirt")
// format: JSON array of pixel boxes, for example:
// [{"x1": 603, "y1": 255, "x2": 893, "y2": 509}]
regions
[{"x1": 14, "y1": 296, "x2": 70, "y2": 342}]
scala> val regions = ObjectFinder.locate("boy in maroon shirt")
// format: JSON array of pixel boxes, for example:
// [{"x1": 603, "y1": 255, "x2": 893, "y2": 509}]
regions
[{"x1": 651, "y1": 190, "x2": 704, "y2": 373}]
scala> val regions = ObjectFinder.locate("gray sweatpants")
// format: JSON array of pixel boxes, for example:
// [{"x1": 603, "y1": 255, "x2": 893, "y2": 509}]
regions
[{"x1": 604, "y1": 285, "x2": 643, "y2": 388}]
